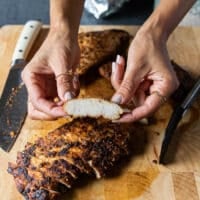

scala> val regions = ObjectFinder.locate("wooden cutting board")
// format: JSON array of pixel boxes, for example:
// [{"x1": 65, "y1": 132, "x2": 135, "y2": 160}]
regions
[{"x1": 0, "y1": 25, "x2": 200, "y2": 200}]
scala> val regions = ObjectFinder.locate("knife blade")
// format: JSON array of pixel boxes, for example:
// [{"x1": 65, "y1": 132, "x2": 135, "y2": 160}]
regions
[
  {"x1": 0, "y1": 20, "x2": 42, "y2": 152},
  {"x1": 159, "y1": 78, "x2": 200, "y2": 164}
]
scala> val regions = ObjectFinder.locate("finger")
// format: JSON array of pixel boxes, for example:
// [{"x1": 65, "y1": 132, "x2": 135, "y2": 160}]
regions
[
  {"x1": 133, "y1": 90, "x2": 146, "y2": 107},
  {"x1": 55, "y1": 73, "x2": 74, "y2": 101},
  {"x1": 116, "y1": 92, "x2": 166, "y2": 123},
  {"x1": 133, "y1": 80, "x2": 152, "y2": 106},
  {"x1": 55, "y1": 100, "x2": 64, "y2": 106},
  {"x1": 111, "y1": 54, "x2": 148, "y2": 105},
  {"x1": 72, "y1": 74, "x2": 80, "y2": 97},
  {"x1": 111, "y1": 55, "x2": 125, "y2": 90},
  {"x1": 24, "y1": 73, "x2": 66, "y2": 117},
  {"x1": 28, "y1": 101, "x2": 57, "y2": 120},
  {"x1": 148, "y1": 71, "x2": 179, "y2": 99},
  {"x1": 137, "y1": 79, "x2": 152, "y2": 92},
  {"x1": 31, "y1": 97, "x2": 66, "y2": 118}
]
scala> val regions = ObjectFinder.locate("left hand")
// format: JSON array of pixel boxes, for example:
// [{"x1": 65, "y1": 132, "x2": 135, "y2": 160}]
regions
[
  {"x1": 22, "y1": 30, "x2": 80, "y2": 120},
  {"x1": 111, "y1": 29, "x2": 179, "y2": 123}
]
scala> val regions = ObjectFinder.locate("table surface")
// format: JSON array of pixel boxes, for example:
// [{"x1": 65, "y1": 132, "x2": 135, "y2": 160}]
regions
[{"x1": 0, "y1": 25, "x2": 200, "y2": 200}]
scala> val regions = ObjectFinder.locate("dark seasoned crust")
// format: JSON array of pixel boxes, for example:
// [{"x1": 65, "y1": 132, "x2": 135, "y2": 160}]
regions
[
  {"x1": 8, "y1": 118, "x2": 130, "y2": 200},
  {"x1": 78, "y1": 29, "x2": 130, "y2": 75}
]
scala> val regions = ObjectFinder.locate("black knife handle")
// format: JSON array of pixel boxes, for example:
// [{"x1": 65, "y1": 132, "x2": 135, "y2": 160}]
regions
[
  {"x1": 159, "y1": 107, "x2": 183, "y2": 164},
  {"x1": 182, "y1": 78, "x2": 200, "y2": 110}
]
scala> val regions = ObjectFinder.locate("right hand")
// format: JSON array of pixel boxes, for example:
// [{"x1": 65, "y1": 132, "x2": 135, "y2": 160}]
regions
[
  {"x1": 111, "y1": 29, "x2": 179, "y2": 123},
  {"x1": 21, "y1": 30, "x2": 80, "y2": 120}
]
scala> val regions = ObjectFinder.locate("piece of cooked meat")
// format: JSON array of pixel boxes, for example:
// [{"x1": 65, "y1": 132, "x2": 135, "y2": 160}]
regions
[
  {"x1": 8, "y1": 118, "x2": 130, "y2": 200},
  {"x1": 64, "y1": 98, "x2": 125, "y2": 120},
  {"x1": 99, "y1": 62, "x2": 112, "y2": 81},
  {"x1": 78, "y1": 29, "x2": 130, "y2": 75}
]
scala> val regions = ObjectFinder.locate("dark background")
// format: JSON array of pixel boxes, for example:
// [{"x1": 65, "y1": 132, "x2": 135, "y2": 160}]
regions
[{"x1": 0, "y1": 0, "x2": 154, "y2": 26}]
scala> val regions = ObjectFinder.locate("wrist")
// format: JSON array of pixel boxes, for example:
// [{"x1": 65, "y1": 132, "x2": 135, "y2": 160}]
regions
[
  {"x1": 50, "y1": 0, "x2": 83, "y2": 39},
  {"x1": 139, "y1": 12, "x2": 169, "y2": 43},
  {"x1": 49, "y1": 21, "x2": 78, "y2": 41},
  {"x1": 141, "y1": 0, "x2": 196, "y2": 43}
]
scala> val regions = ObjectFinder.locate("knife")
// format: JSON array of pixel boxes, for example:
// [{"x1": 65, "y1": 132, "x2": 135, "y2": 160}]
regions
[
  {"x1": 0, "y1": 20, "x2": 42, "y2": 152},
  {"x1": 159, "y1": 78, "x2": 200, "y2": 164}
]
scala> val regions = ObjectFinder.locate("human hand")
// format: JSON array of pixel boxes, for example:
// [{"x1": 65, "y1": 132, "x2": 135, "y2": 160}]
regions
[
  {"x1": 21, "y1": 30, "x2": 80, "y2": 120},
  {"x1": 111, "y1": 30, "x2": 179, "y2": 123}
]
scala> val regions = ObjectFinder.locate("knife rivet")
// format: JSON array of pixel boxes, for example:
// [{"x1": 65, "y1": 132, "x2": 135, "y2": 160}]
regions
[
  {"x1": 24, "y1": 36, "x2": 28, "y2": 40},
  {"x1": 19, "y1": 49, "x2": 23, "y2": 53}
]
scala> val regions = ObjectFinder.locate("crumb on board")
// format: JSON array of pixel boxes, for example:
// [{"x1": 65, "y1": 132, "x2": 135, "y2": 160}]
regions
[{"x1": 10, "y1": 131, "x2": 16, "y2": 138}]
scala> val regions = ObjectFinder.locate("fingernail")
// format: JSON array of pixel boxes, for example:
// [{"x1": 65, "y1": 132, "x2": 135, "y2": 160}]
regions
[
  {"x1": 116, "y1": 54, "x2": 121, "y2": 64},
  {"x1": 73, "y1": 75, "x2": 79, "y2": 82},
  {"x1": 64, "y1": 92, "x2": 73, "y2": 101},
  {"x1": 111, "y1": 94, "x2": 122, "y2": 104},
  {"x1": 112, "y1": 62, "x2": 116, "y2": 74}
]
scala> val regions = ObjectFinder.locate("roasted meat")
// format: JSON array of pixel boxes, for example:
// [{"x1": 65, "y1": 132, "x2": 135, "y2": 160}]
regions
[
  {"x1": 78, "y1": 29, "x2": 130, "y2": 75},
  {"x1": 99, "y1": 62, "x2": 112, "y2": 81},
  {"x1": 64, "y1": 98, "x2": 125, "y2": 120},
  {"x1": 8, "y1": 118, "x2": 130, "y2": 200}
]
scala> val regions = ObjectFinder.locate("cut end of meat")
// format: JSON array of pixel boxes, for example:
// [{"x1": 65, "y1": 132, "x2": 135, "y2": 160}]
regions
[{"x1": 64, "y1": 98, "x2": 124, "y2": 120}]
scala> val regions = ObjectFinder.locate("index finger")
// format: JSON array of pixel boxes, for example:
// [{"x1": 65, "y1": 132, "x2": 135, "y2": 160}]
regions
[
  {"x1": 31, "y1": 97, "x2": 66, "y2": 118},
  {"x1": 24, "y1": 72, "x2": 66, "y2": 118}
]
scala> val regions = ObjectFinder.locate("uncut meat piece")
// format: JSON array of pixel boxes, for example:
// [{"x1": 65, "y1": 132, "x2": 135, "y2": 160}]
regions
[
  {"x1": 8, "y1": 118, "x2": 130, "y2": 200},
  {"x1": 78, "y1": 29, "x2": 130, "y2": 75}
]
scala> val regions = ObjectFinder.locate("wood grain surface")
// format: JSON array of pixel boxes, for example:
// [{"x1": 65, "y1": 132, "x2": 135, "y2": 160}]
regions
[{"x1": 0, "y1": 25, "x2": 200, "y2": 200}]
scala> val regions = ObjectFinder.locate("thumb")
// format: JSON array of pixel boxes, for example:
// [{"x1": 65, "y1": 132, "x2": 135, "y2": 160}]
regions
[
  {"x1": 111, "y1": 76, "x2": 137, "y2": 105},
  {"x1": 111, "y1": 58, "x2": 146, "y2": 105},
  {"x1": 54, "y1": 67, "x2": 74, "y2": 101}
]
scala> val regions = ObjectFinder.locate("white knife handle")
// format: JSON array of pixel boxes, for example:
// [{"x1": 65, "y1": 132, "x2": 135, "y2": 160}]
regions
[{"x1": 11, "y1": 20, "x2": 42, "y2": 64}]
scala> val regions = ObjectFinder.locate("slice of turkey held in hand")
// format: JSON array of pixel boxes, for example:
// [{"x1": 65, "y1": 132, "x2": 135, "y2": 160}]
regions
[{"x1": 64, "y1": 98, "x2": 127, "y2": 120}]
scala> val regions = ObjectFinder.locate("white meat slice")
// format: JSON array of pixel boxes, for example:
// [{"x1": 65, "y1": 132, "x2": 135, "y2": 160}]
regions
[{"x1": 64, "y1": 98, "x2": 124, "y2": 120}]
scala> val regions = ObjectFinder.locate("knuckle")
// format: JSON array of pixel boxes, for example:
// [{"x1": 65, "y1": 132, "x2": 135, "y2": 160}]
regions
[
  {"x1": 21, "y1": 70, "x2": 25, "y2": 81},
  {"x1": 174, "y1": 76, "x2": 180, "y2": 90},
  {"x1": 27, "y1": 103, "x2": 35, "y2": 119},
  {"x1": 57, "y1": 75, "x2": 73, "y2": 88},
  {"x1": 21, "y1": 65, "x2": 33, "y2": 82},
  {"x1": 120, "y1": 79, "x2": 134, "y2": 94},
  {"x1": 167, "y1": 75, "x2": 180, "y2": 92},
  {"x1": 28, "y1": 111, "x2": 36, "y2": 120}
]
